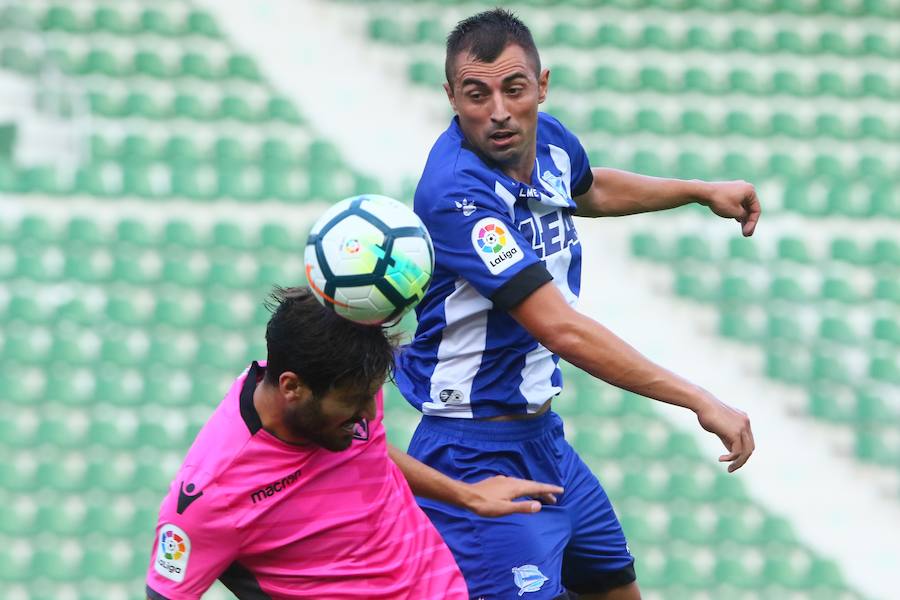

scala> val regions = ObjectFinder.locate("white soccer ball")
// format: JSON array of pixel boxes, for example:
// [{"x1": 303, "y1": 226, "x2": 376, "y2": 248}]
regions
[{"x1": 304, "y1": 194, "x2": 434, "y2": 325}]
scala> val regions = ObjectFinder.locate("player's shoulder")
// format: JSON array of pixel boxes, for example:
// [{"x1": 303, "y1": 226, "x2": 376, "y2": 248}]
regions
[
  {"x1": 417, "y1": 120, "x2": 506, "y2": 217},
  {"x1": 537, "y1": 111, "x2": 575, "y2": 143}
]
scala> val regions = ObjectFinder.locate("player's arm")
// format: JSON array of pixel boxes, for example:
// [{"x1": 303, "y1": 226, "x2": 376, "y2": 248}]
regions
[
  {"x1": 387, "y1": 443, "x2": 563, "y2": 517},
  {"x1": 573, "y1": 168, "x2": 761, "y2": 237},
  {"x1": 509, "y1": 283, "x2": 755, "y2": 473}
]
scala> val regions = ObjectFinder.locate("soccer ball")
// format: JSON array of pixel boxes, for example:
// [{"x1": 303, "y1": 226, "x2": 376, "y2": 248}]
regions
[{"x1": 304, "y1": 194, "x2": 434, "y2": 325}]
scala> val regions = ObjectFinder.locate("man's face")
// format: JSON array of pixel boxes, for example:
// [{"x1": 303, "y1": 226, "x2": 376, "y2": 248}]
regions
[
  {"x1": 445, "y1": 43, "x2": 548, "y2": 171},
  {"x1": 283, "y1": 380, "x2": 379, "y2": 452}
]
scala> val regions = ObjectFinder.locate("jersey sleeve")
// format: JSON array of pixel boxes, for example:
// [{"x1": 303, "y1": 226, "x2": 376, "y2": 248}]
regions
[
  {"x1": 421, "y1": 178, "x2": 552, "y2": 310},
  {"x1": 563, "y1": 126, "x2": 593, "y2": 198},
  {"x1": 145, "y1": 471, "x2": 238, "y2": 600}
]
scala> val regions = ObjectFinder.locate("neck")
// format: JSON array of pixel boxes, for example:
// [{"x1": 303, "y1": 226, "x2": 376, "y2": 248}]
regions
[
  {"x1": 253, "y1": 382, "x2": 309, "y2": 446},
  {"x1": 500, "y1": 138, "x2": 537, "y2": 185}
]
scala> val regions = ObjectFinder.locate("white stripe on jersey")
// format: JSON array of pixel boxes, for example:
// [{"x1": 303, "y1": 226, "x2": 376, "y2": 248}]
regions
[
  {"x1": 518, "y1": 342, "x2": 561, "y2": 411},
  {"x1": 423, "y1": 278, "x2": 490, "y2": 418}
]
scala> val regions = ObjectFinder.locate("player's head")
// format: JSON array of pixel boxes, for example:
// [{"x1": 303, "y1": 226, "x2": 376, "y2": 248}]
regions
[
  {"x1": 444, "y1": 9, "x2": 548, "y2": 170},
  {"x1": 263, "y1": 286, "x2": 394, "y2": 451}
]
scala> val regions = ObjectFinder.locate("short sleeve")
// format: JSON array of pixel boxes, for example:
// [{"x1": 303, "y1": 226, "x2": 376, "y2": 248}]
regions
[
  {"x1": 562, "y1": 126, "x2": 593, "y2": 198},
  {"x1": 422, "y1": 181, "x2": 552, "y2": 310},
  {"x1": 145, "y1": 472, "x2": 238, "y2": 600}
]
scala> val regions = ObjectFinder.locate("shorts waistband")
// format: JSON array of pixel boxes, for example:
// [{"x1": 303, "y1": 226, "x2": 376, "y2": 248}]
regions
[{"x1": 418, "y1": 411, "x2": 561, "y2": 442}]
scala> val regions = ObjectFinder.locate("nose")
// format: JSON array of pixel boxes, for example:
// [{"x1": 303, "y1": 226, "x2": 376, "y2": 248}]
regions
[
  {"x1": 489, "y1": 90, "x2": 511, "y2": 125},
  {"x1": 360, "y1": 396, "x2": 377, "y2": 421}
]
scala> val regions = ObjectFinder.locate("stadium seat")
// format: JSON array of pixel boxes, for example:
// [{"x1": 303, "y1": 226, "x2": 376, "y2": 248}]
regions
[{"x1": 92, "y1": 6, "x2": 130, "y2": 35}]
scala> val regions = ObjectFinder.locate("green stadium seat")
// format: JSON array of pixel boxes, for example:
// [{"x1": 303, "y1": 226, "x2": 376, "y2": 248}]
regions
[
  {"x1": 859, "y1": 73, "x2": 892, "y2": 99},
  {"x1": 207, "y1": 260, "x2": 250, "y2": 289},
  {"x1": 0, "y1": 5, "x2": 30, "y2": 31},
  {"x1": 212, "y1": 221, "x2": 253, "y2": 250},
  {"x1": 153, "y1": 297, "x2": 197, "y2": 328},
  {"x1": 593, "y1": 66, "x2": 628, "y2": 92},
  {"x1": 186, "y1": 10, "x2": 221, "y2": 38},
  {"x1": 682, "y1": 67, "x2": 716, "y2": 94},
  {"x1": 140, "y1": 8, "x2": 176, "y2": 36},
  {"x1": 92, "y1": 6, "x2": 130, "y2": 35},
  {"x1": 820, "y1": 277, "x2": 861, "y2": 303},
  {"x1": 855, "y1": 429, "x2": 900, "y2": 465},
  {"x1": 728, "y1": 69, "x2": 761, "y2": 95},
  {"x1": 874, "y1": 278, "x2": 900, "y2": 304},
  {"x1": 42, "y1": 6, "x2": 79, "y2": 33},
  {"x1": 219, "y1": 95, "x2": 256, "y2": 122},
  {"x1": 17, "y1": 166, "x2": 62, "y2": 195},
  {"x1": 861, "y1": 33, "x2": 892, "y2": 57},
  {"x1": 714, "y1": 557, "x2": 761, "y2": 589},
  {"x1": 869, "y1": 354, "x2": 900, "y2": 384},
  {"x1": 829, "y1": 238, "x2": 866, "y2": 264},
  {"x1": 213, "y1": 137, "x2": 247, "y2": 166},
  {"x1": 163, "y1": 220, "x2": 201, "y2": 248},
  {"x1": 684, "y1": 25, "x2": 718, "y2": 51},
  {"x1": 730, "y1": 28, "x2": 762, "y2": 53},
  {"x1": 818, "y1": 316, "x2": 858, "y2": 344},
  {"x1": 640, "y1": 24, "x2": 676, "y2": 50},
  {"x1": 675, "y1": 235, "x2": 711, "y2": 261},
  {"x1": 550, "y1": 22, "x2": 587, "y2": 47},
  {"x1": 228, "y1": 53, "x2": 262, "y2": 81},
  {"x1": 675, "y1": 151, "x2": 711, "y2": 179},
  {"x1": 1, "y1": 46, "x2": 38, "y2": 75},
  {"x1": 873, "y1": 318, "x2": 900, "y2": 346},
  {"x1": 172, "y1": 93, "x2": 210, "y2": 120},
  {"x1": 369, "y1": 16, "x2": 406, "y2": 44},
  {"x1": 638, "y1": 67, "x2": 670, "y2": 93},
  {"x1": 594, "y1": 23, "x2": 629, "y2": 49},
  {"x1": 409, "y1": 61, "x2": 443, "y2": 86},
  {"x1": 133, "y1": 50, "x2": 169, "y2": 78},
  {"x1": 122, "y1": 92, "x2": 162, "y2": 119},
  {"x1": 180, "y1": 52, "x2": 216, "y2": 80},
  {"x1": 266, "y1": 97, "x2": 303, "y2": 124},
  {"x1": 855, "y1": 389, "x2": 900, "y2": 424},
  {"x1": 777, "y1": 237, "x2": 813, "y2": 263},
  {"x1": 662, "y1": 556, "x2": 711, "y2": 589}
]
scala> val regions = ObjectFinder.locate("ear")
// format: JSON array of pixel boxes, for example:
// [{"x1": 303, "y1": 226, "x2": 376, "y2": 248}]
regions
[
  {"x1": 443, "y1": 82, "x2": 458, "y2": 113},
  {"x1": 279, "y1": 371, "x2": 311, "y2": 406},
  {"x1": 538, "y1": 68, "x2": 549, "y2": 105}
]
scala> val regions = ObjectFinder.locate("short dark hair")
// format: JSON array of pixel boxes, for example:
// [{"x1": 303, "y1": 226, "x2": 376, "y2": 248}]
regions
[
  {"x1": 445, "y1": 8, "x2": 541, "y2": 86},
  {"x1": 263, "y1": 286, "x2": 394, "y2": 396}
]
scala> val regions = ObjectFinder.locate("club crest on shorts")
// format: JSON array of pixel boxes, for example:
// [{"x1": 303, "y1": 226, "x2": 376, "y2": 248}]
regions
[{"x1": 512, "y1": 564, "x2": 548, "y2": 595}]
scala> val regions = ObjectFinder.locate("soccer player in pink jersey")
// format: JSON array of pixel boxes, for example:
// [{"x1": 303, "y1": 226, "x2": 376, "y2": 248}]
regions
[{"x1": 146, "y1": 286, "x2": 562, "y2": 600}]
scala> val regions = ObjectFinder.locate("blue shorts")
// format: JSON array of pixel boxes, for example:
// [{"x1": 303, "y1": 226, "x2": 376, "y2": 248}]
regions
[{"x1": 408, "y1": 411, "x2": 635, "y2": 600}]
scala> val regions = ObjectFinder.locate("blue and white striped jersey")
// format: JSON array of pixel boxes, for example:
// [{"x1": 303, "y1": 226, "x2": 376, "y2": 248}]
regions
[{"x1": 395, "y1": 112, "x2": 593, "y2": 419}]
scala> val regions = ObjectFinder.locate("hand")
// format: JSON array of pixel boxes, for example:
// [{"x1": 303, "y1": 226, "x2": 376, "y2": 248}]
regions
[
  {"x1": 694, "y1": 393, "x2": 755, "y2": 473},
  {"x1": 701, "y1": 180, "x2": 761, "y2": 237},
  {"x1": 463, "y1": 475, "x2": 564, "y2": 518}
]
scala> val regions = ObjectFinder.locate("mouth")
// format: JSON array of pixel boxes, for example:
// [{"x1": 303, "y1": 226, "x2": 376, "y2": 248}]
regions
[{"x1": 488, "y1": 130, "x2": 518, "y2": 147}]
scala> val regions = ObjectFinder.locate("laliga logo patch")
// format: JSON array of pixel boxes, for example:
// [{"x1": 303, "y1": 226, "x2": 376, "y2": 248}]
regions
[
  {"x1": 512, "y1": 564, "x2": 549, "y2": 595},
  {"x1": 471, "y1": 218, "x2": 524, "y2": 275},
  {"x1": 155, "y1": 524, "x2": 191, "y2": 583}
]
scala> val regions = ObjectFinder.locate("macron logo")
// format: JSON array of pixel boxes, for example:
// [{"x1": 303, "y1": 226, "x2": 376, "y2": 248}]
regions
[
  {"x1": 250, "y1": 467, "x2": 303, "y2": 505},
  {"x1": 455, "y1": 197, "x2": 476, "y2": 216}
]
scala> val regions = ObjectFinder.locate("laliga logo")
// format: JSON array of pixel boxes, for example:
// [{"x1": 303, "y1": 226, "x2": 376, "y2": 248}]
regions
[
  {"x1": 341, "y1": 238, "x2": 361, "y2": 255},
  {"x1": 476, "y1": 223, "x2": 507, "y2": 254},
  {"x1": 161, "y1": 530, "x2": 186, "y2": 561}
]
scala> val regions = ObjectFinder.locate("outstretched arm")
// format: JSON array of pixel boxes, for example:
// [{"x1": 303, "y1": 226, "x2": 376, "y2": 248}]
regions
[
  {"x1": 510, "y1": 283, "x2": 755, "y2": 473},
  {"x1": 573, "y1": 168, "x2": 761, "y2": 237},
  {"x1": 387, "y1": 443, "x2": 563, "y2": 517}
]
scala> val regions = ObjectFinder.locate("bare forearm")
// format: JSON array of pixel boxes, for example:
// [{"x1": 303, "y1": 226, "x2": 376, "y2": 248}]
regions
[
  {"x1": 578, "y1": 168, "x2": 713, "y2": 217},
  {"x1": 387, "y1": 443, "x2": 474, "y2": 507},
  {"x1": 549, "y1": 313, "x2": 711, "y2": 412}
]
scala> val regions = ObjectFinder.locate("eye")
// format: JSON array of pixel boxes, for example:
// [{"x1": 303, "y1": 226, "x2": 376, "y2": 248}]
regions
[{"x1": 507, "y1": 86, "x2": 523, "y2": 95}]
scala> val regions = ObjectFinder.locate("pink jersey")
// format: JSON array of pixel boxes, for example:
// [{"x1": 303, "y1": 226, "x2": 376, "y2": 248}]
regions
[{"x1": 146, "y1": 361, "x2": 467, "y2": 600}]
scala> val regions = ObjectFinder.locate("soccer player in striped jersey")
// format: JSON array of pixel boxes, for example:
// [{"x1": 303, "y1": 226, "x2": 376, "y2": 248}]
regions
[
  {"x1": 395, "y1": 9, "x2": 760, "y2": 600},
  {"x1": 145, "y1": 287, "x2": 562, "y2": 600}
]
